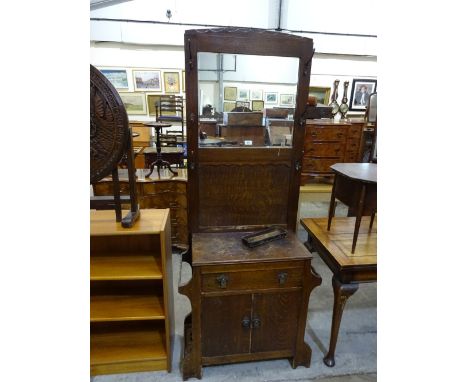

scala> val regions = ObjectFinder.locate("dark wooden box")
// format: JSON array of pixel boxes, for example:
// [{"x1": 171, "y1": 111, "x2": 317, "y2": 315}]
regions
[{"x1": 223, "y1": 112, "x2": 263, "y2": 126}]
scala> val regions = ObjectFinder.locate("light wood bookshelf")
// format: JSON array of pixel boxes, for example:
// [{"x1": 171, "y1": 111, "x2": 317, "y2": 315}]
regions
[{"x1": 90, "y1": 209, "x2": 174, "y2": 376}]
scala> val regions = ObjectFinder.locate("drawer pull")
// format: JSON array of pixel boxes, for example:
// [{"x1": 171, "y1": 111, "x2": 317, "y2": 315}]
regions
[
  {"x1": 241, "y1": 317, "x2": 251, "y2": 328},
  {"x1": 336, "y1": 133, "x2": 343, "y2": 138},
  {"x1": 311, "y1": 132, "x2": 317, "y2": 137},
  {"x1": 252, "y1": 317, "x2": 261, "y2": 328},
  {"x1": 216, "y1": 274, "x2": 229, "y2": 288},
  {"x1": 278, "y1": 272, "x2": 288, "y2": 285}
]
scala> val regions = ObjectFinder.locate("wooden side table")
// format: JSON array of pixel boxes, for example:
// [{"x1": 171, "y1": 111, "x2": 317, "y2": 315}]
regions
[
  {"x1": 328, "y1": 163, "x2": 377, "y2": 253},
  {"x1": 300, "y1": 217, "x2": 376, "y2": 367}
]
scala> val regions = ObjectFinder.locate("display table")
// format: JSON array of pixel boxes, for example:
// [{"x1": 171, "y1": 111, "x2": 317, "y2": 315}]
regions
[
  {"x1": 300, "y1": 216, "x2": 376, "y2": 367},
  {"x1": 328, "y1": 163, "x2": 377, "y2": 253}
]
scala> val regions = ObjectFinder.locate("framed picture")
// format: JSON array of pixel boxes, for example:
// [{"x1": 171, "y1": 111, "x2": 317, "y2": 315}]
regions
[
  {"x1": 264, "y1": 92, "x2": 278, "y2": 104},
  {"x1": 250, "y1": 89, "x2": 263, "y2": 101},
  {"x1": 182, "y1": 71, "x2": 186, "y2": 92},
  {"x1": 349, "y1": 79, "x2": 377, "y2": 111},
  {"x1": 133, "y1": 70, "x2": 162, "y2": 91},
  {"x1": 238, "y1": 88, "x2": 250, "y2": 101},
  {"x1": 224, "y1": 86, "x2": 237, "y2": 101},
  {"x1": 308, "y1": 86, "x2": 331, "y2": 105},
  {"x1": 164, "y1": 71, "x2": 180, "y2": 93},
  {"x1": 251, "y1": 100, "x2": 264, "y2": 111},
  {"x1": 223, "y1": 102, "x2": 236, "y2": 112},
  {"x1": 235, "y1": 101, "x2": 250, "y2": 109},
  {"x1": 280, "y1": 94, "x2": 295, "y2": 107},
  {"x1": 100, "y1": 69, "x2": 128, "y2": 89},
  {"x1": 119, "y1": 92, "x2": 147, "y2": 115},
  {"x1": 147, "y1": 94, "x2": 161, "y2": 116}
]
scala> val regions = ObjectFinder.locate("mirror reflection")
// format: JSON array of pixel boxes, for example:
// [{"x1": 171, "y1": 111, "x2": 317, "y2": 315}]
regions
[{"x1": 197, "y1": 53, "x2": 299, "y2": 148}]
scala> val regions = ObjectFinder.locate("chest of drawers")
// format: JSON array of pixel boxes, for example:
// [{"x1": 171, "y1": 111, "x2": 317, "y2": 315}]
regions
[{"x1": 301, "y1": 119, "x2": 364, "y2": 184}]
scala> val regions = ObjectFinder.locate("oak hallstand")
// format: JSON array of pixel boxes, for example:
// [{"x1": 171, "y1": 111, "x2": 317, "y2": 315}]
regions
[{"x1": 179, "y1": 27, "x2": 322, "y2": 380}]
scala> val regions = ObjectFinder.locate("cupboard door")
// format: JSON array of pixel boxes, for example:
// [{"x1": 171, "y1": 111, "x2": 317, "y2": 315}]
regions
[
  {"x1": 201, "y1": 294, "x2": 252, "y2": 357},
  {"x1": 251, "y1": 291, "x2": 302, "y2": 353}
]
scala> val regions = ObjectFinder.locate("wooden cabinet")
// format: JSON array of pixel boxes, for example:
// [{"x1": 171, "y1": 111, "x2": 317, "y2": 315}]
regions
[
  {"x1": 301, "y1": 119, "x2": 364, "y2": 184},
  {"x1": 90, "y1": 209, "x2": 174, "y2": 376},
  {"x1": 181, "y1": 28, "x2": 322, "y2": 380},
  {"x1": 92, "y1": 169, "x2": 188, "y2": 247},
  {"x1": 180, "y1": 233, "x2": 321, "y2": 378}
]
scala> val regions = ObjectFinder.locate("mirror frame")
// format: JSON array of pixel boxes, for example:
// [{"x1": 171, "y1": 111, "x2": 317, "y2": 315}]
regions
[{"x1": 184, "y1": 28, "x2": 314, "y2": 232}]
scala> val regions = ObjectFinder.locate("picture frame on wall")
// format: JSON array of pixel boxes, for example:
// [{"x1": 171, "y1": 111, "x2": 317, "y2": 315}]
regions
[
  {"x1": 182, "y1": 71, "x2": 186, "y2": 92},
  {"x1": 280, "y1": 94, "x2": 295, "y2": 107},
  {"x1": 251, "y1": 100, "x2": 264, "y2": 111},
  {"x1": 223, "y1": 101, "x2": 236, "y2": 112},
  {"x1": 147, "y1": 94, "x2": 161, "y2": 116},
  {"x1": 119, "y1": 92, "x2": 147, "y2": 115},
  {"x1": 238, "y1": 89, "x2": 250, "y2": 101},
  {"x1": 235, "y1": 101, "x2": 250, "y2": 109},
  {"x1": 133, "y1": 70, "x2": 162, "y2": 91},
  {"x1": 250, "y1": 89, "x2": 263, "y2": 101},
  {"x1": 349, "y1": 78, "x2": 377, "y2": 111},
  {"x1": 308, "y1": 86, "x2": 331, "y2": 105},
  {"x1": 164, "y1": 72, "x2": 181, "y2": 93},
  {"x1": 100, "y1": 69, "x2": 129, "y2": 89},
  {"x1": 264, "y1": 92, "x2": 278, "y2": 104},
  {"x1": 224, "y1": 86, "x2": 237, "y2": 101}
]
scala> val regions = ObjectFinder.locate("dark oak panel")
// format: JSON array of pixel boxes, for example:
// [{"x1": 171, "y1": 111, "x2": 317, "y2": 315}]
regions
[
  {"x1": 198, "y1": 163, "x2": 290, "y2": 229},
  {"x1": 251, "y1": 291, "x2": 301, "y2": 353},
  {"x1": 201, "y1": 294, "x2": 252, "y2": 357}
]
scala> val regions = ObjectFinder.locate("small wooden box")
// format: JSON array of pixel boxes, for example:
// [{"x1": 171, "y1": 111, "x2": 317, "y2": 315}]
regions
[
  {"x1": 223, "y1": 112, "x2": 263, "y2": 126},
  {"x1": 265, "y1": 108, "x2": 289, "y2": 119}
]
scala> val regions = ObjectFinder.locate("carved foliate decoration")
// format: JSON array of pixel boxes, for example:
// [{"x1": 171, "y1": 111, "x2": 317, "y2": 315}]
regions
[{"x1": 90, "y1": 64, "x2": 129, "y2": 184}]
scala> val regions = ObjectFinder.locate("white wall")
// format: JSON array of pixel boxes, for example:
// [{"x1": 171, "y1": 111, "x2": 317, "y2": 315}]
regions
[{"x1": 90, "y1": 42, "x2": 376, "y2": 120}]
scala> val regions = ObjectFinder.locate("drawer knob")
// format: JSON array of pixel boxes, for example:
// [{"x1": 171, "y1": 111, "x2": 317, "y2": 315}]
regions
[
  {"x1": 278, "y1": 272, "x2": 288, "y2": 285},
  {"x1": 336, "y1": 133, "x2": 343, "y2": 138},
  {"x1": 216, "y1": 274, "x2": 229, "y2": 288},
  {"x1": 241, "y1": 317, "x2": 251, "y2": 328},
  {"x1": 252, "y1": 317, "x2": 261, "y2": 328}
]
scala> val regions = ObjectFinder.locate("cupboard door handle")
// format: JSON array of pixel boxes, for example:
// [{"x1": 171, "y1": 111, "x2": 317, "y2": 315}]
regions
[
  {"x1": 278, "y1": 272, "x2": 288, "y2": 285},
  {"x1": 241, "y1": 317, "x2": 251, "y2": 328},
  {"x1": 252, "y1": 318, "x2": 261, "y2": 328},
  {"x1": 216, "y1": 274, "x2": 229, "y2": 288}
]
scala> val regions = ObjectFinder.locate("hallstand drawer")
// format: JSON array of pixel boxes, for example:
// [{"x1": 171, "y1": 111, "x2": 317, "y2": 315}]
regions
[{"x1": 201, "y1": 263, "x2": 303, "y2": 292}]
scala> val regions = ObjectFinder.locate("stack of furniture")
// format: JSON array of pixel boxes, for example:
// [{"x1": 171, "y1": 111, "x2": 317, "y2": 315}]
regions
[
  {"x1": 90, "y1": 209, "x2": 174, "y2": 375},
  {"x1": 301, "y1": 119, "x2": 366, "y2": 184},
  {"x1": 179, "y1": 27, "x2": 322, "y2": 380}
]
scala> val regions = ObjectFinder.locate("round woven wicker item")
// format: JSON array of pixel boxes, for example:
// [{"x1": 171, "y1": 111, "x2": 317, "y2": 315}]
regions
[{"x1": 90, "y1": 64, "x2": 129, "y2": 183}]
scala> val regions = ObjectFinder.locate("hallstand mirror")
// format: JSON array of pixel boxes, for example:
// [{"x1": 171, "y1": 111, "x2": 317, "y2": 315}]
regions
[{"x1": 185, "y1": 28, "x2": 314, "y2": 233}]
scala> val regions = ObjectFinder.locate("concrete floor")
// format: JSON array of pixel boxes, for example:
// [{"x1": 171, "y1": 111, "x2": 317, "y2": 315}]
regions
[{"x1": 92, "y1": 194, "x2": 377, "y2": 382}]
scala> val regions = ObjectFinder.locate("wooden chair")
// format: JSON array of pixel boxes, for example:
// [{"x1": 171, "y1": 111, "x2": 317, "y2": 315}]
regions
[{"x1": 156, "y1": 95, "x2": 185, "y2": 138}]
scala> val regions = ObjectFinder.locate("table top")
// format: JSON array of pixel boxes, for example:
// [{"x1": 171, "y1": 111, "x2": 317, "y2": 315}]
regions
[
  {"x1": 143, "y1": 147, "x2": 185, "y2": 154},
  {"x1": 330, "y1": 163, "x2": 377, "y2": 184},
  {"x1": 301, "y1": 217, "x2": 376, "y2": 275},
  {"x1": 192, "y1": 231, "x2": 312, "y2": 266},
  {"x1": 143, "y1": 122, "x2": 172, "y2": 128},
  {"x1": 90, "y1": 209, "x2": 169, "y2": 236}
]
